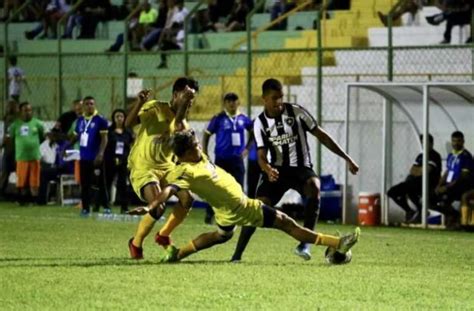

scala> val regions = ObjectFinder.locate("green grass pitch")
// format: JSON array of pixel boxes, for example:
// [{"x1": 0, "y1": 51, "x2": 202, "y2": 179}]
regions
[{"x1": 1, "y1": 203, "x2": 473, "y2": 310}]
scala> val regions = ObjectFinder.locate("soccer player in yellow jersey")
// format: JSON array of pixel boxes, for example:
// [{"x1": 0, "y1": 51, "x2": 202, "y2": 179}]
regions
[
  {"x1": 146, "y1": 130, "x2": 360, "y2": 263},
  {"x1": 126, "y1": 77, "x2": 199, "y2": 259}
]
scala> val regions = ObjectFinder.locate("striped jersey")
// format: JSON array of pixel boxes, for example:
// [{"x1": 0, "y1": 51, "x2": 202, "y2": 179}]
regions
[{"x1": 254, "y1": 103, "x2": 318, "y2": 168}]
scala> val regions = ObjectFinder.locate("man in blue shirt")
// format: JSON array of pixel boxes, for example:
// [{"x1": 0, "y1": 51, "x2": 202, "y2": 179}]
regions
[
  {"x1": 73, "y1": 96, "x2": 109, "y2": 216},
  {"x1": 202, "y1": 92, "x2": 253, "y2": 224},
  {"x1": 434, "y1": 131, "x2": 473, "y2": 227}
]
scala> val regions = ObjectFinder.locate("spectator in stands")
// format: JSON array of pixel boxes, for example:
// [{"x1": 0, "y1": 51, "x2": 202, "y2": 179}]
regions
[
  {"x1": 387, "y1": 134, "x2": 442, "y2": 223},
  {"x1": 104, "y1": 109, "x2": 134, "y2": 214},
  {"x1": 67, "y1": 0, "x2": 112, "y2": 39},
  {"x1": 433, "y1": 131, "x2": 473, "y2": 227},
  {"x1": 377, "y1": 0, "x2": 425, "y2": 27},
  {"x1": 140, "y1": 0, "x2": 188, "y2": 51},
  {"x1": 40, "y1": 0, "x2": 70, "y2": 39},
  {"x1": 0, "y1": 100, "x2": 19, "y2": 200},
  {"x1": 270, "y1": 0, "x2": 297, "y2": 31},
  {"x1": 426, "y1": 0, "x2": 472, "y2": 44},
  {"x1": 7, "y1": 102, "x2": 45, "y2": 205},
  {"x1": 202, "y1": 92, "x2": 253, "y2": 224},
  {"x1": 71, "y1": 96, "x2": 109, "y2": 216},
  {"x1": 107, "y1": 0, "x2": 157, "y2": 52},
  {"x1": 8, "y1": 56, "x2": 28, "y2": 103},
  {"x1": 214, "y1": 0, "x2": 249, "y2": 32},
  {"x1": 208, "y1": 0, "x2": 236, "y2": 27}
]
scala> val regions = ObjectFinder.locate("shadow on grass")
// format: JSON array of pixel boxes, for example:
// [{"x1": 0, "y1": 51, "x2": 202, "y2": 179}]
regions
[{"x1": 0, "y1": 257, "x2": 316, "y2": 268}]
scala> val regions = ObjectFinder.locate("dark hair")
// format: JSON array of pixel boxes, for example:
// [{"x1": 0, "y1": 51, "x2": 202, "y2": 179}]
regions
[
  {"x1": 419, "y1": 134, "x2": 434, "y2": 144},
  {"x1": 72, "y1": 99, "x2": 82, "y2": 105},
  {"x1": 262, "y1": 78, "x2": 282, "y2": 95},
  {"x1": 83, "y1": 96, "x2": 95, "y2": 102},
  {"x1": 223, "y1": 92, "x2": 239, "y2": 102},
  {"x1": 171, "y1": 130, "x2": 195, "y2": 157},
  {"x1": 110, "y1": 109, "x2": 126, "y2": 130},
  {"x1": 9, "y1": 56, "x2": 17, "y2": 66},
  {"x1": 19, "y1": 101, "x2": 30, "y2": 110},
  {"x1": 172, "y1": 77, "x2": 199, "y2": 93},
  {"x1": 452, "y1": 131, "x2": 464, "y2": 139}
]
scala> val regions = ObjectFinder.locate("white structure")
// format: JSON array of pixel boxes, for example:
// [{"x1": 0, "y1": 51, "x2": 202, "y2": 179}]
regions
[{"x1": 344, "y1": 82, "x2": 474, "y2": 227}]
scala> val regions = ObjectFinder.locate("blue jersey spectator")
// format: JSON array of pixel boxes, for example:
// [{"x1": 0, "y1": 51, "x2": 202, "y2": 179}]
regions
[
  {"x1": 434, "y1": 131, "x2": 473, "y2": 228},
  {"x1": 73, "y1": 96, "x2": 109, "y2": 216},
  {"x1": 202, "y1": 92, "x2": 253, "y2": 223}
]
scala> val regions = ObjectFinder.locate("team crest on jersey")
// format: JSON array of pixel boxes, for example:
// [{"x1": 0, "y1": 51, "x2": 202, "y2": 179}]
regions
[{"x1": 285, "y1": 117, "x2": 295, "y2": 127}]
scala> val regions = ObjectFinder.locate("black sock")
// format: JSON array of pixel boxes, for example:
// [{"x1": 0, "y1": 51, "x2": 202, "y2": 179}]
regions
[
  {"x1": 303, "y1": 197, "x2": 320, "y2": 230},
  {"x1": 231, "y1": 226, "x2": 257, "y2": 260}
]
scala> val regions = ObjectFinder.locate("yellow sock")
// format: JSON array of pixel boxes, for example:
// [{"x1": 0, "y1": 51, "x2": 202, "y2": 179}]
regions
[
  {"x1": 159, "y1": 204, "x2": 189, "y2": 237},
  {"x1": 132, "y1": 214, "x2": 156, "y2": 247},
  {"x1": 177, "y1": 241, "x2": 198, "y2": 260},
  {"x1": 315, "y1": 233, "x2": 340, "y2": 249}
]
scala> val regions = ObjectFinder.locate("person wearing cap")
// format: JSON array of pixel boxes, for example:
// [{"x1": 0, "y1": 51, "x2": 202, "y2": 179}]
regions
[{"x1": 202, "y1": 92, "x2": 253, "y2": 224}]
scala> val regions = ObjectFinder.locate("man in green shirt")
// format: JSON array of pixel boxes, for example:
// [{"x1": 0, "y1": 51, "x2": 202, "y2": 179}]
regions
[{"x1": 7, "y1": 102, "x2": 45, "y2": 205}]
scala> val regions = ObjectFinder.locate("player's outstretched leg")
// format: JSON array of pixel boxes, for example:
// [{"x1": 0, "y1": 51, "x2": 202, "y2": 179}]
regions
[
  {"x1": 161, "y1": 226, "x2": 234, "y2": 263},
  {"x1": 271, "y1": 209, "x2": 360, "y2": 255},
  {"x1": 230, "y1": 226, "x2": 257, "y2": 262}
]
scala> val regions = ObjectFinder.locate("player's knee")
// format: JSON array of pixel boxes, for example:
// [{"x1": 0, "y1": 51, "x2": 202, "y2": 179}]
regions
[
  {"x1": 149, "y1": 204, "x2": 165, "y2": 220},
  {"x1": 216, "y1": 227, "x2": 234, "y2": 243}
]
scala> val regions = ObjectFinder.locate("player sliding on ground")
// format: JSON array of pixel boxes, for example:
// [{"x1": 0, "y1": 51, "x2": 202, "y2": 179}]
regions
[{"x1": 148, "y1": 130, "x2": 360, "y2": 263}]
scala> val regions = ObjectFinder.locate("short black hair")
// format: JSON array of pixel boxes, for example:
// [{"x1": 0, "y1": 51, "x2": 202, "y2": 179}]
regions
[
  {"x1": 172, "y1": 77, "x2": 199, "y2": 93},
  {"x1": 171, "y1": 130, "x2": 196, "y2": 157},
  {"x1": 262, "y1": 78, "x2": 282, "y2": 96},
  {"x1": 419, "y1": 134, "x2": 434, "y2": 144},
  {"x1": 9, "y1": 56, "x2": 17, "y2": 66},
  {"x1": 223, "y1": 92, "x2": 238, "y2": 102},
  {"x1": 19, "y1": 101, "x2": 30, "y2": 110},
  {"x1": 83, "y1": 96, "x2": 95, "y2": 102},
  {"x1": 452, "y1": 131, "x2": 464, "y2": 139}
]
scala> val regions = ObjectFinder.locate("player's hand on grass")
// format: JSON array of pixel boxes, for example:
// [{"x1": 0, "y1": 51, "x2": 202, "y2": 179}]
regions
[
  {"x1": 126, "y1": 206, "x2": 150, "y2": 216},
  {"x1": 347, "y1": 160, "x2": 359, "y2": 175},
  {"x1": 138, "y1": 89, "x2": 152, "y2": 104}
]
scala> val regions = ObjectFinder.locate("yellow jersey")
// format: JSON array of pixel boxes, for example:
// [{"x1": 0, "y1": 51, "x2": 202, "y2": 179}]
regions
[
  {"x1": 166, "y1": 156, "x2": 264, "y2": 227},
  {"x1": 128, "y1": 100, "x2": 188, "y2": 171}
]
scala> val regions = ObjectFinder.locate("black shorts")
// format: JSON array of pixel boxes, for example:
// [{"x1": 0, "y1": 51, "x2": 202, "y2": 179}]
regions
[{"x1": 256, "y1": 166, "x2": 318, "y2": 206}]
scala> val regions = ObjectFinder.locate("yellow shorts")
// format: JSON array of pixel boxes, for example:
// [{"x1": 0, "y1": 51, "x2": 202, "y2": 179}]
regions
[
  {"x1": 129, "y1": 166, "x2": 172, "y2": 202},
  {"x1": 214, "y1": 198, "x2": 264, "y2": 228}
]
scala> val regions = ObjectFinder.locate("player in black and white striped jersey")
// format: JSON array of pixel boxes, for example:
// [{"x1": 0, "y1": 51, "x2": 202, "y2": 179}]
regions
[{"x1": 231, "y1": 78, "x2": 359, "y2": 262}]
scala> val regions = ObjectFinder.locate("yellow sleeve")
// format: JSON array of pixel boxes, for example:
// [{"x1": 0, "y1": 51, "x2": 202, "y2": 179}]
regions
[
  {"x1": 138, "y1": 100, "x2": 159, "y2": 127},
  {"x1": 167, "y1": 165, "x2": 193, "y2": 191}
]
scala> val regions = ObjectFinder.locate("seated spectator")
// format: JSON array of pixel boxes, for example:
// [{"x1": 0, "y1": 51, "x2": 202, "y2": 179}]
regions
[
  {"x1": 156, "y1": 23, "x2": 184, "y2": 68},
  {"x1": 41, "y1": 0, "x2": 70, "y2": 39},
  {"x1": 270, "y1": 0, "x2": 297, "y2": 31},
  {"x1": 433, "y1": 131, "x2": 473, "y2": 228},
  {"x1": 426, "y1": 0, "x2": 472, "y2": 44},
  {"x1": 140, "y1": 0, "x2": 187, "y2": 51},
  {"x1": 214, "y1": 0, "x2": 249, "y2": 32},
  {"x1": 377, "y1": 0, "x2": 425, "y2": 26},
  {"x1": 387, "y1": 134, "x2": 442, "y2": 223},
  {"x1": 108, "y1": 0, "x2": 159, "y2": 52},
  {"x1": 63, "y1": 0, "x2": 111, "y2": 39}
]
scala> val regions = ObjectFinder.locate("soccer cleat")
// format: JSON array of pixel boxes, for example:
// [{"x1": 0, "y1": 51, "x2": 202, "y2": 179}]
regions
[
  {"x1": 337, "y1": 227, "x2": 361, "y2": 254},
  {"x1": 160, "y1": 245, "x2": 179, "y2": 263},
  {"x1": 155, "y1": 233, "x2": 172, "y2": 247},
  {"x1": 80, "y1": 209, "x2": 90, "y2": 217},
  {"x1": 294, "y1": 243, "x2": 312, "y2": 261},
  {"x1": 128, "y1": 238, "x2": 144, "y2": 260}
]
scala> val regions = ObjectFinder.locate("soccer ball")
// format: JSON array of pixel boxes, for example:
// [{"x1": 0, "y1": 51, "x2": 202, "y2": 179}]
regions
[{"x1": 324, "y1": 247, "x2": 352, "y2": 265}]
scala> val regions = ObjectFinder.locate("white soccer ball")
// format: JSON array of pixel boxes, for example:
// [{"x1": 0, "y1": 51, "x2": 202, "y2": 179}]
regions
[{"x1": 324, "y1": 247, "x2": 352, "y2": 265}]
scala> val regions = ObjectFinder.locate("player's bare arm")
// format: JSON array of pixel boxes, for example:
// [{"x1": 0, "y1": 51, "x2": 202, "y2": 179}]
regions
[
  {"x1": 257, "y1": 148, "x2": 279, "y2": 182},
  {"x1": 148, "y1": 186, "x2": 177, "y2": 210},
  {"x1": 311, "y1": 125, "x2": 359, "y2": 175},
  {"x1": 125, "y1": 89, "x2": 151, "y2": 128},
  {"x1": 173, "y1": 86, "x2": 196, "y2": 132}
]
